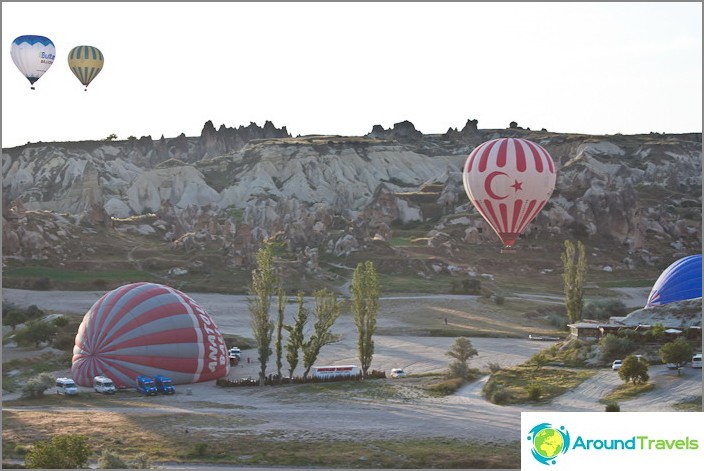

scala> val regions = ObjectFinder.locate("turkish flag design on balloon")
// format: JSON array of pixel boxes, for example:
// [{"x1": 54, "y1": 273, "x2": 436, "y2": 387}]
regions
[{"x1": 463, "y1": 138, "x2": 556, "y2": 247}]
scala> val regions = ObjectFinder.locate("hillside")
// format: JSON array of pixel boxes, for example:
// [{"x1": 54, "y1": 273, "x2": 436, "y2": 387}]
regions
[{"x1": 2, "y1": 119, "x2": 701, "y2": 295}]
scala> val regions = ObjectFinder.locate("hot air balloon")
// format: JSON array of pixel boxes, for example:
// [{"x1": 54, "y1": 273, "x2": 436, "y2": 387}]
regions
[
  {"x1": 646, "y1": 254, "x2": 702, "y2": 308},
  {"x1": 10, "y1": 35, "x2": 56, "y2": 90},
  {"x1": 67, "y1": 45, "x2": 104, "y2": 91},
  {"x1": 463, "y1": 137, "x2": 556, "y2": 248},
  {"x1": 72, "y1": 282, "x2": 230, "y2": 388}
]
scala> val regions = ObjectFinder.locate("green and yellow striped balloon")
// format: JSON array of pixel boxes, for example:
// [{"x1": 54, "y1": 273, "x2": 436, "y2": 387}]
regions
[{"x1": 68, "y1": 45, "x2": 104, "y2": 90}]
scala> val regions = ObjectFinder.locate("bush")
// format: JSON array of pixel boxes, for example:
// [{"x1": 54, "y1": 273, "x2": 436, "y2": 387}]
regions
[
  {"x1": 583, "y1": 299, "x2": 628, "y2": 320},
  {"x1": 599, "y1": 333, "x2": 635, "y2": 362},
  {"x1": 191, "y1": 442, "x2": 208, "y2": 457},
  {"x1": 493, "y1": 295, "x2": 505, "y2": 306},
  {"x1": 22, "y1": 373, "x2": 56, "y2": 398},
  {"x1": 605, "y1": 402, "x2": 620, "y2": 412},
  {"x1": 486, "y1": 362, "x2": 502, "y2": 373},
  {"x1": 25, "y1": 434, "x2": 91, "y2": 469},
  {"x1": 491, "y1": 388, "x2": 512, "y2": 405},
  {"x1": 427, "y1": 377, "x2": 464, "y2": 396},
  {"x1": 97, "y1": 449, "x2": 129, "y2": 468},
  {"x1": 527, "y1": 384, "x2": 542, "y2": 401},
  {"x1": 131, "y1": 453, "x2": 151, "y2": 469}
]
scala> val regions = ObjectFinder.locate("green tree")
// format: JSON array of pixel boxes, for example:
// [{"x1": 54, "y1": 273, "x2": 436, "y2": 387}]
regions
[
  {"x1": 2, "y1": 309, "x2": 26, "y2": 330},
  {"x1": 284, "y1": 291, "x2": 308, "y2": 379},
  {"x1": 561, "y1": 240, "x2": 587, "y2": 323},
  {"x1": 302, "y1": 289, "x2": 342, "y2": 379},
  {"x1": 274, "y1": 286, "x2": 286, "y2": 383},
  {"x1": 22, "y1": 372, "x2": 56, "y2": 398},
  {"x1": 618, "y1": 354, "x2": 649, "y2": 384},
  {"x1": 248, "y1": 243, "x2": 276, "y2": 386},
  {"x1": 17, "y1": 320, "x2": 58, "y2": 348},
  {"x1": 446, "y1": 337, "x2": 478, "y2": 380},
  {"x1": 660, "y1": 338, "x2": 694, "y2": 375},
  {"x1": 351, "y1": 261, "x2": 380, "y2": 378},
  {"x1": 25, "y1": 434, "x2": 91, "y2": 469}
]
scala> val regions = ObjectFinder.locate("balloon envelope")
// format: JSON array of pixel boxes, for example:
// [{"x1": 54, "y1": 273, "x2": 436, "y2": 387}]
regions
[
  {"x1": 68, "y1": 45, "x2": 104, "y2": 89},
  {"x1": 10, "y1": 35, "x2": 56, "y2": 89},
  {"x1": 72, "y1": 282, "x2": 229, "y2": 387},
  {"x1": 463, "y1": 138, "x2": 556, "y2": 247},
  {"x1": 646, "y1": 254, "x2": 702, "y2": 307}
]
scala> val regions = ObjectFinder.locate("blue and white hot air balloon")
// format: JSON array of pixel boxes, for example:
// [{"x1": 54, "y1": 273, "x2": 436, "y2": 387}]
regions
[
  {"x1": 10, "y1": 35, "x2": 56, "y2": 90},
  {"x1": 646, "y1": 254, "x2": 702, "y2": 308}
]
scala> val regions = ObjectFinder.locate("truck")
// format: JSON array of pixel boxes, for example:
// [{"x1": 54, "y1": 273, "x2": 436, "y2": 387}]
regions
[
  {"x1": 55, "y1": 377, "x2": 79, "y2": 396},
  {"x1": 136, "y1": 375, "x2": 158, "y2": 396},
  {"x1": 154, "y1": 375, "x2": 175, "y2": 394},
  {"x1": 311, "y1": 365, "x2": 359, "y2": 380},
  {"x1": 93, "y1": 375, "x2": 116, "y2": 394}
]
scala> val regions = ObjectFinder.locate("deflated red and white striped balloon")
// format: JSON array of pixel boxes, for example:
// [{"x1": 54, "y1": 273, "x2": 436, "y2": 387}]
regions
[
  {"x1": 72, "y1": 282, "x2": 229, "y2": 387},
  {"x1": 463, "y1": 138, "x2": 556, "y2": 247}
]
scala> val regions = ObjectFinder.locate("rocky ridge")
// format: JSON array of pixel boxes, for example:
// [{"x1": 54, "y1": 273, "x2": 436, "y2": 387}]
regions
[{"x1": 2, "y1": 119, "x2": 701, "y2": 285}]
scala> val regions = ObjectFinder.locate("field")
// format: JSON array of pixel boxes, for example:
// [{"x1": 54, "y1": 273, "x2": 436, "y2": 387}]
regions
[{"x1": 2, "y1": 285, "x2": 702, "y2": 468}]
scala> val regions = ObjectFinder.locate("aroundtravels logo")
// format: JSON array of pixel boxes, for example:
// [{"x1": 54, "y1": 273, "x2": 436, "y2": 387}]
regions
[{"x1": 526, "y1": 423, "x2": 571, "y2": 465}]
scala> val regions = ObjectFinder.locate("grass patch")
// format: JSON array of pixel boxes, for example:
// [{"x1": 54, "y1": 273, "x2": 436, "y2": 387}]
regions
[
  {"x1": 483, "y1": 366, "x2": 596, "y2": 405},
  {"x1": 2, "y1": 406, "x2": 519, "y2": 468},
  {"x1": 599, "y1": 381, "x2": 656, "y2": 404},
  {"x1": 673, "y1": 396, "x2": 702, "y2": 412}
]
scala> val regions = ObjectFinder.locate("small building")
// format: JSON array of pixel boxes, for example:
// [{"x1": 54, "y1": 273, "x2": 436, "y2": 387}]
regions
[{"x1": 567, "y1": 321, "x2": 624, "y2": 340}]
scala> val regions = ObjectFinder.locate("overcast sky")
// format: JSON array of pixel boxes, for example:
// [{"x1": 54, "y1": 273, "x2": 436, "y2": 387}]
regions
[{"x1": 2, "y1": 2, "x2": 702, "y2": 148}]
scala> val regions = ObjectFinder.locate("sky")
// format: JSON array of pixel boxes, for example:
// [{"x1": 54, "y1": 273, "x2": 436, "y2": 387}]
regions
[{"x1": 1, "y1": 2, "x2": 702, "y2": 148}]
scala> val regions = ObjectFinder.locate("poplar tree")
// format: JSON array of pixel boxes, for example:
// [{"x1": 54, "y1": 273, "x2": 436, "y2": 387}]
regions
[
  {"x1": 302, "y1": 289, "x2": 342, "y2": 379},
  {"x1": 561, "y1": 240, "x2": 588, "y2": 323},
  {"x1": 351, "y1": 260, "x2": 380, "y2": 378},
  {"x1": 248, "y1": 243, "x2": 276, "y2": 386},
  {"x1": 275, "y1": 286, "x2": 286, "y2": 383},
  {"x1": 284, "y1": 291, "x2": 308, "y2": 379}
]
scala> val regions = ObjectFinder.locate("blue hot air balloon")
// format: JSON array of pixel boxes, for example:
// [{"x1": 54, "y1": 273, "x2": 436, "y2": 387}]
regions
[
  {"x1": 646, "y1": 254, "x2": 702, "y2": 307},
  {"x1": 10, "y1": 35, "x2": 56, "y2": 90}
]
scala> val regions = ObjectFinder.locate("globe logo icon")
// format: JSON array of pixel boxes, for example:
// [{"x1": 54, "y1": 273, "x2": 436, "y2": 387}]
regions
[{"x1": 526, "y1": 423, "x2": 570, "y2": 465}]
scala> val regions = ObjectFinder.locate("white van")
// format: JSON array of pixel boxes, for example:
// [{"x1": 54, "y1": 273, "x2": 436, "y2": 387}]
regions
[
  {"x1": 691, "y1": 353, "x2": 702, "y2": 368},
  {"x1": 93, "y1": 375, "x2": 116, "y2": 394},
  {"x1": 55, "y1": 377, "x2": 79, "y2": 396}
]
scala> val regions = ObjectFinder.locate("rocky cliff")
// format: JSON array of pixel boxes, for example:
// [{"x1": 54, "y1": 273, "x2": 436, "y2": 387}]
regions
[{"x1": 2, "y1": 119, "x2": 701, "y2": 286}]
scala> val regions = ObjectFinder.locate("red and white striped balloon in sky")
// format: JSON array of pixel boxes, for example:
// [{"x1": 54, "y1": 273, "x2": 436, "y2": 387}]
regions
[
  {"x1": 72, "y1": 282, "x2": 229, "y2": 388},
  {"x1": 463, "y1": 138, "x2": 556, "y2": 247}
]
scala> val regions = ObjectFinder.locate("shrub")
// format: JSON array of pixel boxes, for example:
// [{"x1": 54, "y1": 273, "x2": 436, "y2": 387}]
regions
[
  {"x1": 427, "y1": 377, "x2": 464, "y2": 396},
  {"x1": 605, "y1": 402, "x2": 620, "y2": 412},
  {"x1": 493, "y1": 295, "x2": 505, "y2": 306},
  {"x1": 191, "y1": 442, "x2": 209, "y2": 457},
  {"x1": 25, "y1": 434, "x2": 91, "y2": 469},
  {"x1": 486, "y1": 362, "x2": 502, "y2": 373},
  {"x1": 131, "y1": 453, "x2": 151, "y2": 469},
  {"x1": 22, "y1": 373, "x2": 56, "y2": 398},
  {"x1": 527, "y1": 384, "x2": 542, "y2": 401},
  {"x1": 583, "y1": 299, "x2": 628, "y2": 320},
  {"x1": 491, "y1": 388, "x2": 512, "y2": 405},
  {"x1": 599, "y1": 333, "x2": 635, "y2": 362},
  {"x1": 97, "y1": 449, "x2": 129, "y2": 468}
]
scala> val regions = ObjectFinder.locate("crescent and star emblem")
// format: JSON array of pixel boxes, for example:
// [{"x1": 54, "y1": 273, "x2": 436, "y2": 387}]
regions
[{"x1": 484, "y1": 171, "x2": 523, "y2": 200}]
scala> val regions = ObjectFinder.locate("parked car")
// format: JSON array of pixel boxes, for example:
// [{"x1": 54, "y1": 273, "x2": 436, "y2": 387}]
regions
[
  {"x1": 93, "y1": 375, "x2": 116, "y2": 394},
  {"x1": 55, "y1": 377, "x2": 79, "y2": 396},
  {"x1": 136, "y1": 375, "x2": 158, "y2": 396},
  {"x1": 692, "y1": 353, "x2": 702, "y2": 368},
  {"x1": 611, "y1": 360, "x2": 622, "y2": 371},
  {"x1": 390, "y1": 368, "x2": 407, "y2": 378},
  {"x1": 154, "y1": 375, "x2": 175, "y2": 395}
]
